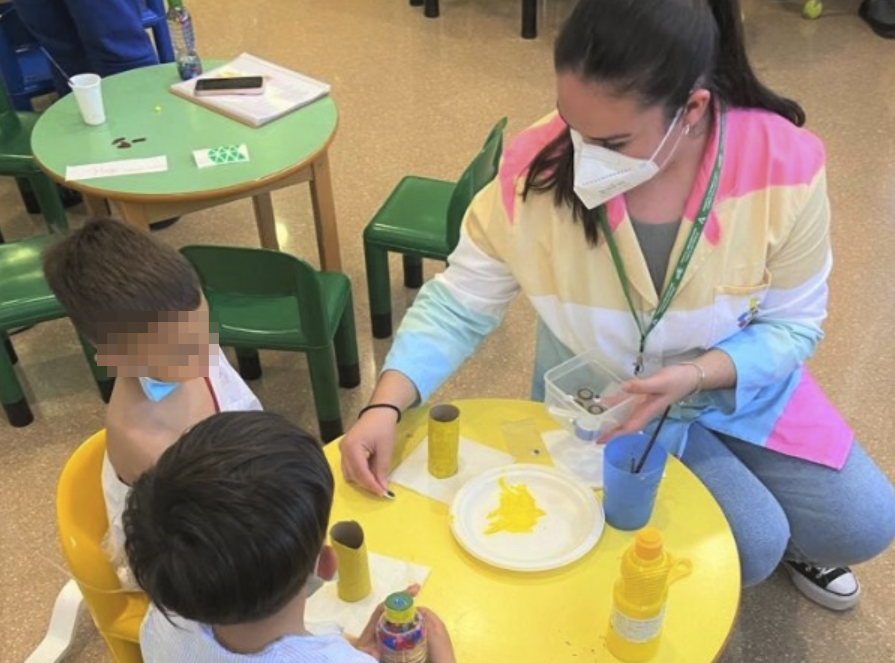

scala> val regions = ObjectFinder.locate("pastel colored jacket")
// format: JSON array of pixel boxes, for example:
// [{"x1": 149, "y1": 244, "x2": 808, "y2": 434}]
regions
[{"x1": 384, "y1": 108, "x2": 853, "y2": 469}]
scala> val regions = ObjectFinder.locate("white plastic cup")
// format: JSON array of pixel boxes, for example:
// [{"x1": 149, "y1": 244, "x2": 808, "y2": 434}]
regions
[{"x1": 69, "y1": 74, "x2": 106, "y2": 126}]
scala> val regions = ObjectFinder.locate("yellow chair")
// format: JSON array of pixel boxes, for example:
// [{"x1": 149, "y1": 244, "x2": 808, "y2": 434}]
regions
[{"x1": 56, "y1": 431, "x2": 147, "y2": 663}]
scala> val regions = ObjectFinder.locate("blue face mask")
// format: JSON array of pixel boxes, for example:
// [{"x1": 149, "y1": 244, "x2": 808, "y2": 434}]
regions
[{"x1": 138, "y1": 376, "x2": 181, "y2": 402}]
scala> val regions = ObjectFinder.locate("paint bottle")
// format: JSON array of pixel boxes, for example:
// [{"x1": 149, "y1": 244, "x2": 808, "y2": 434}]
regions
[
  {"x1": 606, "y1": 527, "x2": 692, "y2": 662},
  {"x1": 377, "y1": 591, "x2": 427, "y2": 663}
]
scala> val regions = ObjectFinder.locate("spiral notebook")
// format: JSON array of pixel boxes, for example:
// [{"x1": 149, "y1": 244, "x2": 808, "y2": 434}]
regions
[{"x1": 169, "y1": 53, "x2": 331, "y2": 128}]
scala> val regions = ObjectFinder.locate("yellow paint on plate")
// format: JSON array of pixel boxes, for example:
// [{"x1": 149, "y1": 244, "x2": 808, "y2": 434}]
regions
[{"x1": 484, "y1": 478, "x2": 547, "y2": 535}]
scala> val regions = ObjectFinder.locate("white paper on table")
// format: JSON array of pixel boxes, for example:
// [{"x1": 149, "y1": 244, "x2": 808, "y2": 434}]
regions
[
  {"x1": 65, "y1": 156, "x2": 168, "y2": 181},
  {"x1": 390, "y1": 437, "x2": 515, "y2": 505},
  {"x1": 305, "y1": 552, "x2": 431, "y2": 639},
  {"x1": 192, "y1": 144, "x2": 250, "y2": 168},
  {"x1": 542, "y1": 429, "x2": 605, "y2": 489}
]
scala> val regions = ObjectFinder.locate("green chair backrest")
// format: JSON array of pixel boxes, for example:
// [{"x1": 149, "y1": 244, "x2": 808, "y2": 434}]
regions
[
  {"x1": 180, "y1": 245, "x2": 331, "y2": 348},
  {"x1": 445, "y1": 117, "x2": 508, "y2": 252},
  {"x1": 0, "y1": 70, "x2": 22, "y2": 137}
]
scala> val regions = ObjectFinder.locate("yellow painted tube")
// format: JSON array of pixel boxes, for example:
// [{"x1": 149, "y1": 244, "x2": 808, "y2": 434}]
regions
[
  {"x1": 330, "y1": 521, "x2": 372, "y2": 602},
  {"x1": 428, "y1": 404, "x2": 460, "y2": 478}
]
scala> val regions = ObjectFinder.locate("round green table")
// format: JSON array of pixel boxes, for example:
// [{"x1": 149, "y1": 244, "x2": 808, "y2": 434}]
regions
[{"x1": 31, "y1": 62, "x2": 343, "y2": 270}]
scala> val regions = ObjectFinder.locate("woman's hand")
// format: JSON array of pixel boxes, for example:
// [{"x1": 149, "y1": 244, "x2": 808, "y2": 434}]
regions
[
  {"x1": 598, "y1": 363, "x2": 700, "y2": 442},
  {"x1": 339, "y1": 408, "x2": 398, "y2": 497}
]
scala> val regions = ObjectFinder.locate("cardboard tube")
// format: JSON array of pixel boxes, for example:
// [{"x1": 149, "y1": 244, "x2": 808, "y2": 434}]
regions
[
  {"x1": 428, "y1": 403, "x2": 460, "y2": 478},
  {"x1": 330, "y1": 521, "x2": 372, "y2": 602}
]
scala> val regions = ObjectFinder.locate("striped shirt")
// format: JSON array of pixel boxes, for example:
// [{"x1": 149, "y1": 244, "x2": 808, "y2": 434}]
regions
[{"x1": 141, "y1": 608, "x2": 377, "y2": 663}]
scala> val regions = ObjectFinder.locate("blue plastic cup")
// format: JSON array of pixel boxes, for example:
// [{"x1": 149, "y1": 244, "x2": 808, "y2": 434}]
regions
[{"x1": 602, "y1": 433, "x2": 668, "y2": 531}]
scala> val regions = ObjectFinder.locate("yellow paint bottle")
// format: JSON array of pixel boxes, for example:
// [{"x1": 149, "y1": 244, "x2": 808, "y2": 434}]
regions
[{"x1": 606, "y1": 528, "x2": 692, "y2": 662}]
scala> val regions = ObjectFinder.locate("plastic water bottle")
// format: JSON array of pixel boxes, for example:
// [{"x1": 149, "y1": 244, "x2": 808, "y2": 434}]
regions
[
  {"x1": 377, "y1": 592, "x2": 427, "y2": 663},
  {"x1": 166, "y1": 0, "x2": 202, "y2": 80},
  {"x1": 606, "y1": 528, "x2": 692, "y2": 662}
]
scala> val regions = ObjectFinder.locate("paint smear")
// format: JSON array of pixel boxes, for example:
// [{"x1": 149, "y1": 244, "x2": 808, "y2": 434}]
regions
[{"x1": 484, "y1": 478, "x2": 546, "y2": 535}]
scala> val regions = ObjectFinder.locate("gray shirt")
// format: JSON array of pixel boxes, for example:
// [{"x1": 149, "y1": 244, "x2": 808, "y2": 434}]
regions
[{"x1": 630, "y1": 219, "x2": 682, "y2": 295}]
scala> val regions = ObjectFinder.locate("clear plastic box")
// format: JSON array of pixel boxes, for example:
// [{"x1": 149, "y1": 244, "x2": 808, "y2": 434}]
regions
[{"x1": 544, "y1": 350, "x2": 637, "y2": 442}]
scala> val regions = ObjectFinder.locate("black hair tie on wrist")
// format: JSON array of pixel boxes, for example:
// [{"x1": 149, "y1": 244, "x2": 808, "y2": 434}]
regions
[{"x1": 358, "y1": 403, "x2": 402, "y2": 423}]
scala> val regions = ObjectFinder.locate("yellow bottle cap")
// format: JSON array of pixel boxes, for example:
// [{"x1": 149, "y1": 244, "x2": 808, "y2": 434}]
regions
[
  {"x1": 634, "y1": 527, "x2": 664, "y2": 560},
  {"x1": 384, "y1": 591, "x2": 417, "y2": 624}
]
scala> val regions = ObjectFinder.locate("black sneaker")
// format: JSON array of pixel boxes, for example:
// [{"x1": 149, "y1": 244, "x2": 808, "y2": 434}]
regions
[{"x1": 784, "y1": 561, "x2": 861, "y2": 611}]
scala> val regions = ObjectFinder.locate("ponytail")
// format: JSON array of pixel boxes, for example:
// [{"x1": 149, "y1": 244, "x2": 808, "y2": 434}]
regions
[{"x1": 707, "y1": 0, "x2": 805, "y2": 126}]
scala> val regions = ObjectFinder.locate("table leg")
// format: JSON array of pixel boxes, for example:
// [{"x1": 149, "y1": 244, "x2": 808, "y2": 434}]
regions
[
  {"x1": 84, "y1": 195, "x2": 111, "y2": 218},
  {"x1": 309, "y1": 151, "x2": 343, "y2": 272},
  {"x1": 424, "y1": 0, "x2": 439, "y2": 18},
  {"x1": 522, "y1": 0, "x2": 537, "y2": 39},
  {"x1": 116, "y1": 201, "x2": 151, "y2": 228},
  {"x1": 252, "y1": 192, "x2": 280, "y2": 250}
]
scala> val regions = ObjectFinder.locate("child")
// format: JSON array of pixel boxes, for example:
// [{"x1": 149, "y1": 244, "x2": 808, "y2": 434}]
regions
[
  {"x1": 124, "y1": 411, "x2": 456, "y2": 663},
  {"x1": 42, "y1": 218, "x2": 262, "y2": 585}
]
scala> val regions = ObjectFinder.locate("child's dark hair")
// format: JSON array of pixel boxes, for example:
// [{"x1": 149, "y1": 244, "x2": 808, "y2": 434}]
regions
[
  {"x1": 123, "y1": 411, "x2": 334, "y2": 625},
  {"x1": 42, "y1": 217, "x2": 201, "y2": 346},
  {"x1": 524, "y1": 0, "x2": 805, "y2": 245}
]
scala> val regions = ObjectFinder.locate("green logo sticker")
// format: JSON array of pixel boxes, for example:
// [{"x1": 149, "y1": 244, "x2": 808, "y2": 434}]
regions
[{"x1": 208, "y1": 145, "x2": 248, "y2": 164}]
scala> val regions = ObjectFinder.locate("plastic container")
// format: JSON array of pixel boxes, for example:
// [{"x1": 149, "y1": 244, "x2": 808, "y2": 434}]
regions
[
  {"x1": 544, "y1": 350, "x2": 637, "y2": 443},
  {"x1": 606, "y1": 528, "x2": 692, "y2": 662},
  {"x1": 377, "y1": 592, "x2": 427, "y2": 663}
]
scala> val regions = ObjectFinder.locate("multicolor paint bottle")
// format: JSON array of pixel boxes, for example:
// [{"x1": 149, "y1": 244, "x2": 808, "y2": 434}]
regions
[{"x1": 377, "y1": 591, "x2": 427, "y2": 663}]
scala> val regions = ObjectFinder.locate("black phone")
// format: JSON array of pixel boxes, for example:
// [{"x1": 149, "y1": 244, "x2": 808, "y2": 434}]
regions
[{"x1": 194, "y1": 76, "x2": 265, "y2": 96}]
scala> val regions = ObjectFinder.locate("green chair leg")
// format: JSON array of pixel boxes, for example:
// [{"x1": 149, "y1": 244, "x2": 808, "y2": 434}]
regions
[
  {"x1": 77, "y1": 334, "x2": 115, "y2": 403},
  {"x1": 28, "y1": 172, "x2": 68, "y2": 233},
  {"x1": 235, "y1": 347, "x2": 262, "y2": 380},
  {"x1": 334, "y1": 289, "x2": 360, "y2": 389},
  {"x1": 402, "y1": 254, "x2": 424, "y2": 289},
  {"x1": 364, "y1": 242, "x2": 393, "y2": 339},
  {"x1": 0, "y1": 333, "x2": 33, "y2": 427},
  {"x1": 4, "y1": 335, "x2": 17, "y2": 364},
  {"x1": 306, "y1": 344, "x2": 343, "y2": 442}
]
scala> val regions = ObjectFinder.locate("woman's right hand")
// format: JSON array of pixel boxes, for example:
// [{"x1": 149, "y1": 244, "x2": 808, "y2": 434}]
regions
[{"x1": 339, "y1": 408, "x2": 398, "y2": 496}]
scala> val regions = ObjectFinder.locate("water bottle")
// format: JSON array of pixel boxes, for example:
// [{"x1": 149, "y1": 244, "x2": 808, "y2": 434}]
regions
[
  {"x1": 606, "y1": 527, "x2": 692, "y2": 662},
  {"x1": 377, "y1": 592, "x2": 427, "y2": 663},
  {"x1": 166, "y1": 0, "x2": 203, "y2": 80}
]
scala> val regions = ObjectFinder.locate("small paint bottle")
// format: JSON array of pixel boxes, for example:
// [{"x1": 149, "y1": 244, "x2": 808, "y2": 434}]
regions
[
  {"x1": 377, "y1": 591, "x2": 427, "y2": 663},
  {"x1": 606, "y1": 528, "x2": 692, "y2": 661}
]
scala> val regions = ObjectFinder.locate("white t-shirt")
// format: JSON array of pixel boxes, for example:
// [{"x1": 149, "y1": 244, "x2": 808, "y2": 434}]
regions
[
  {"x1": 102, "y1": 347, "x2": 262, "y2": 588},
  {"x1": 141, "y1": 608, "x2": 377, "y2": 663}
]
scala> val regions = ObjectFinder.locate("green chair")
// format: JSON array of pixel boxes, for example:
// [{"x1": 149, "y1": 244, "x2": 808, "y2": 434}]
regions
[
  {"x1": 0, "y1": 78, "x2": 113, "y2": 427},
  {"x1": 180, "y1": 245, "x2": 361, "y2": 442},
  {"x1": 363, "y1": 117, "x2": 507, "y2": 338}
]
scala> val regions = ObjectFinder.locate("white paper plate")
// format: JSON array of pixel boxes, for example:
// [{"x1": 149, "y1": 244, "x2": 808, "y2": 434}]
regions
[{"x1": 450, "y1": 464, "x2": 604, "y2": 572}]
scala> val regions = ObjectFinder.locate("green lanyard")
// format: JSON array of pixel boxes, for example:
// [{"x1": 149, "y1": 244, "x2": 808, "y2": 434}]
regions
[{"x1": 599, "y1": 111, "x2": 726, "y2": 376}]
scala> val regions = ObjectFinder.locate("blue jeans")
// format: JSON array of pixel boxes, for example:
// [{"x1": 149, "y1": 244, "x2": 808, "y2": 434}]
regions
[
  {"x1": 681, "y1": 424, "x2": 895, "y2": 587},
  {"x1": 13, "y1": 0, "x2": 158, "y2": 95}
]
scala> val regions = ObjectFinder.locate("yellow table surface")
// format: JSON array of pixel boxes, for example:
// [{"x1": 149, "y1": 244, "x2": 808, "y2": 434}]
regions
[{"x1": 326, "y1": 399, "x2": 740, "y2": 663}]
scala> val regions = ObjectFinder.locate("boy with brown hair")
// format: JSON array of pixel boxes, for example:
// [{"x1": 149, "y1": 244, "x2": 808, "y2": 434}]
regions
[{"x1": 43, "y1": 217, "x2": 261, "y2": 584}]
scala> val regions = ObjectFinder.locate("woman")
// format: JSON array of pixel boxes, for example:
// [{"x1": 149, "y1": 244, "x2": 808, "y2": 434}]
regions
[{"x1": 341, "y1": 0, "x2": 895, "y2": 609}]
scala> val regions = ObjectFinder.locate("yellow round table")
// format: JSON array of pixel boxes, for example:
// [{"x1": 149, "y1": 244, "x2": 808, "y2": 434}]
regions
[{"x1": 326, "y1": 399, "x2": 740, "y2": 662}]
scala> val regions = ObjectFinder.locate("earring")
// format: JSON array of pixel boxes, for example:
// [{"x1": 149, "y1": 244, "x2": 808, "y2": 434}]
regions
[{"x1": 683, "y1": 124, "x2": 692, "y2": 136}]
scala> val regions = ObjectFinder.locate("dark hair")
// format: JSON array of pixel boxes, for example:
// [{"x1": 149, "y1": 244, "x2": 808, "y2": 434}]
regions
[
  {"x1": 123, "y1": 411, "x2": 334, "y2": 626},
  {"x1": 42, "y1": 218, "x2": 201, "y2": 346},
  {"x1": 524, "y1": 0, "x2": 805, "y2": 245}
]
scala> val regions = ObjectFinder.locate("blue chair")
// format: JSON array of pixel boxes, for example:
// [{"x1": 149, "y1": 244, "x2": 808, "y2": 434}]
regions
[{"x1": 0, "y1": 0, "x2": 174, "y2": 113}]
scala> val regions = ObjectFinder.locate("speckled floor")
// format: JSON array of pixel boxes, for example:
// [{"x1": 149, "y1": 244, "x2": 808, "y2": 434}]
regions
[{"x1": 1, "y1": 1, "x2": 893, "y2": 662}]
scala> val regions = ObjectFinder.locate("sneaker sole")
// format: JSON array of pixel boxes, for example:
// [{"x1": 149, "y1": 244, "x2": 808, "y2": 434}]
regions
[{"x1": 785, "y1": 566, "x2": 861, "y2": 611}]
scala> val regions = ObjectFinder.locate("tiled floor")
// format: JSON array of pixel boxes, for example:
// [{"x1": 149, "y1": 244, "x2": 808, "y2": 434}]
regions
[{"x1": 2, "y1": 1, "x2": 894, "y2": 662}]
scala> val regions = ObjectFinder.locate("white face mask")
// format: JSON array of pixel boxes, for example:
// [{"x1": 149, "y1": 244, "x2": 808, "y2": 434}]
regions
[{"x1": 571, "y1": 109, "x2": 687, "y2": 210}]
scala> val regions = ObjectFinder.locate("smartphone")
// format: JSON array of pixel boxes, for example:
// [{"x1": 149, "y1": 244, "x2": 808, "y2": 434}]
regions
[{"x1": 194, "y1": 76, "x2": 265, "y2": 96}]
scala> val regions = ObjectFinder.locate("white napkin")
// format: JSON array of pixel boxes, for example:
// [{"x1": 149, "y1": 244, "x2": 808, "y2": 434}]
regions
[
  {"x1": 542, "y1": 429, "x2": 605, "y2": 489},
  {"x1": 390, "y1": 437, "x2": 515, "y2": 504},
  {"x1": 305, "y1": 552, "x2": 431, "y2": 639}
]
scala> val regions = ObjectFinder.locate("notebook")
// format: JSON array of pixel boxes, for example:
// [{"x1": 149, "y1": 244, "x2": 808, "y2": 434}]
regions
[{"x1": 169, "y1": 53, "x2": 331, "y2": 128}]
